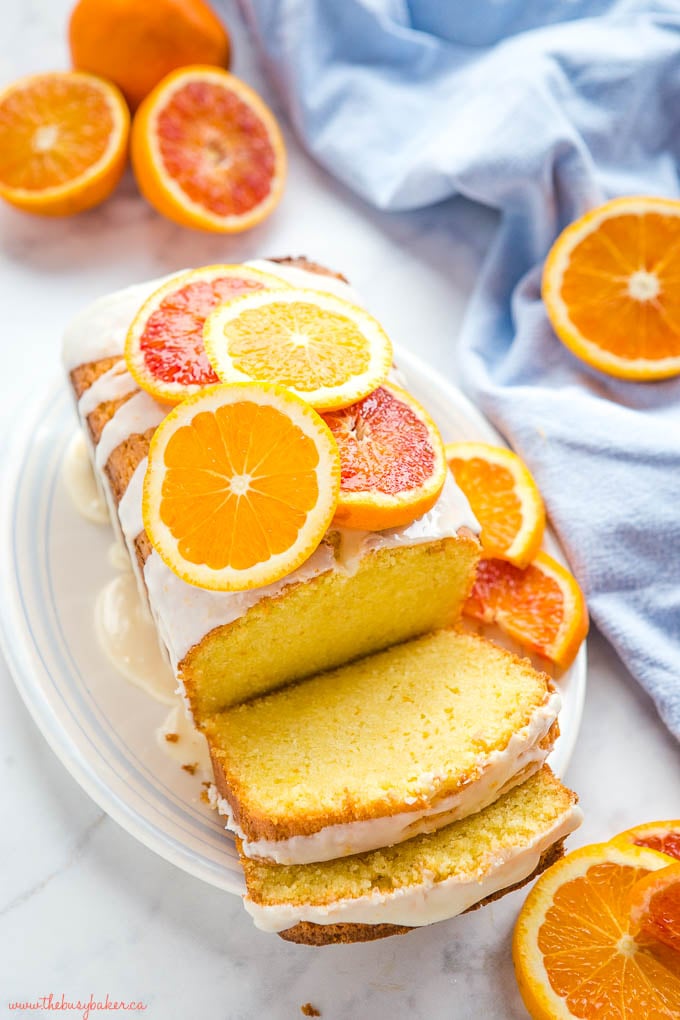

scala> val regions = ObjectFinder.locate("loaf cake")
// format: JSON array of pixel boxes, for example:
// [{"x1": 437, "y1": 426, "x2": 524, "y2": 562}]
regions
[
  {"x1": 64, "y1": 258, "x2": 581, "y2": 945},
  {"x1": 64, "y1": 257, "x2": 481, "y2": 724},
  {"x1": 239, "y1": 766, "x2": 582, "y2": 944},
  {"x1": 205, "y1": 629, "x2": 561, "y2": 864}
]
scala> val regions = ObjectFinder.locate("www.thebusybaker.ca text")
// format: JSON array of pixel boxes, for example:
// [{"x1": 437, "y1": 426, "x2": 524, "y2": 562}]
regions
[{"x1": 8, "y1": 993, "x2": 147, "y2": 1020}]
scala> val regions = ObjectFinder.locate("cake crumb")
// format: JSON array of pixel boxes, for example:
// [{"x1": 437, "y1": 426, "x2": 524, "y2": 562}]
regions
[
  {"x1": 199, "y1": 789, "x2": 211, "y2": 804},
  {"x1": 182, "y1": 762, "x2": 198, "y2": 775},
  {"x1": 300, "y1": 1006, "x2": 320, "y2": 1017},
  {"x1": 164, "y1": 732, "x2": 180, "y2": 743}
]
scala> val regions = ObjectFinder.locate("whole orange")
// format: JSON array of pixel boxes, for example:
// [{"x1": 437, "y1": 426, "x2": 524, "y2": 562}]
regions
[{"x1": 69, "y1": 0, "x2": 231, "y2": 110}]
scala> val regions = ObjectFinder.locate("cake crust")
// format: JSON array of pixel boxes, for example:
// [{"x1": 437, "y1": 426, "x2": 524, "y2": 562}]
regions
[{"x1": 277, "y1": 839, "x2": 566, "y2": 945}]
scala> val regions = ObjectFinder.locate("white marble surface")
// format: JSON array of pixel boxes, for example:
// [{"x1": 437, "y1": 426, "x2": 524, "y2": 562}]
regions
[{"x1": 1, "y1": 3, "x2": 679, "y2": 1019}]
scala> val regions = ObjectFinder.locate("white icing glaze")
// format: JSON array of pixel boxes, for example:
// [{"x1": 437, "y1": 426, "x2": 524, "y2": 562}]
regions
[
  {"x1": 65, "y1": 261, "x2": 479, "y2": 673},
  {"x1": 143, "y1": 542, "x2": 337, "y2": 671},
  {"x1": 62, "y1": 432, "x2": 109, "y2": 524},
  {"x1": 244, "y1": 259, "x2": 362, "y2": 305},
  {"x1": 156, "y1": 703, "x2": 213, "y2": 779},
  {"x1": 94, "y1": 571, "x2": 177, "y2": 704},
  {"x1": 244, "y1": 805, "x2": 584, "y2": 933},
  {"x1": 62, "y1": 274, "x2": 181, "y2": 370},
  {"x1": 95, "y1": 390, "x2": 168, "y2": 472},
  {"x1": 225, "y1": 691, "x2": 561, "y2": 864},
  {"x1": 142, "y1": 475, "x2": 476, "y2": 669},
  {"x1": 77, "y1": 360, "x2": 139, "y2": 417}
]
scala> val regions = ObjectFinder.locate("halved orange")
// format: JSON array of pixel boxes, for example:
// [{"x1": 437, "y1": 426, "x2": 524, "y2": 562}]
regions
[
  {"x1": 463, "y1": 551, "x2": 588, "y2": 669},
  {"x1": 322, "y1": 383, "x2": 447, "y2": 530},
  {"x1": 125, "y1": 265, "x2": 289, "y2": 404},
  {"x1": 0, "y1": 70, "x2": 129, "y2": 216},
  {"x1": 130, "y1": 66, "x2": 286, "y2": 233},
  {"x1": 513, "y1": 841, "x2": 680, "y2": 1019},
  {"x1": 612, "y1": 820, "x2": 680, "y2": 862},
  {"x1": 143, "y1": 383, "x2": 340, "y2": 591},
  {"x1": 629, "y1": 863, "x2": 680, "y2": 955},
  {"x1": 445, "y1": 441, "x2": 545, "y2": 567},
  {"x1": 203, "y1": 288, "x2": 393, "y2": 411},
  {"x1": 543, "y1": 196, "x2": 680, "y2": 380}
]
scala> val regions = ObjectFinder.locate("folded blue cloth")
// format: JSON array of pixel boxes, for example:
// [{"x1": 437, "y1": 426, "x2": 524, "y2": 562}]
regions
[{"x1": 241, "y1": 0, "x2": 680, "y2": 739}]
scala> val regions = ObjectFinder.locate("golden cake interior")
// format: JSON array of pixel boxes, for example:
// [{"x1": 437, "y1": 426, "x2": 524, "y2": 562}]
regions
[
  {"x1": 184, "y1": 533, "x2": 479, "y2": 721},
  {"x1": 205, "y1": 628, "x2": 556, "y2": 842},
  {"x1": 241, "y1": 766, "x2": 576, "y2": 909}
]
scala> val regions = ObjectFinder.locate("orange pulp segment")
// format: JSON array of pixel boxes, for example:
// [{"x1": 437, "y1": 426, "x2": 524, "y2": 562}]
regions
[
  {"x1": 131, "y1": 66, "x2": 286, "y2": 232},
  {"x1": 611, "y1": 821, "x2": 680, "y2": 862},
  {"x1": 203, "y1": 288, "x2": 393, "y2": 411},
  {"x1": 125, "y1": 265, "x2": 289, "y2": 403},
  {"x1": 0, "y1": 70, "x2": 129, "y2": 216},
  {"x1": 543, "y1": 196, "x2": 680, "y2": 380},
  {"x1": 143, "y1": 383, "x2": 340, "y2": 591},
  {"x1": 322, "y1": 383, "x2": 447, "y2": 530},
  {"x1": 629, "y1": 863, "x2": 680, "y2": 956},
  {"x1": 513, "y1": 841, "x2": 680, "y2": 1020},
  {"x1": 445, "y1": 441, "x2": 545, "y2": 567},
  {"x1": 463, "y1": 550, "x2": 588, "y2": 669}
]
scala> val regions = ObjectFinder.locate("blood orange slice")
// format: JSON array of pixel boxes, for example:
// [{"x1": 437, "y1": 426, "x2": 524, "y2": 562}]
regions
[
  {"x1": 322, "y1": 383, "x2": 447, "y2": 530},
  {"x1": 125, "y1": 264, "x2": 288, "y2": 403},
  {"x1": 463, "y1": 551, "x2": 588, "y2": 669},
  {"x1": 143, "y1": 382, "x2": 340, "y2": 591},
  {"x1": 611, "y1": 820, "x2": 680, "y2": 861},
  {"x1": 130, "y1": 66, "x2": 286, "y2": 233},
  {"x1": 629, "y1": 863, "x2": 680, "y2": 955}
]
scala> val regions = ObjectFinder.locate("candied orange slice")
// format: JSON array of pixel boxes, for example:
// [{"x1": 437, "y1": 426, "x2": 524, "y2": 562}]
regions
[
  {"x1": 445, "y1": 441, "x2": 545, "y2": 567},
  {"x1": 463, "y1": 551, "x2": 588, "y2": 669},
  {"x1": 143, "y1": 383, "x2": 340, "y2": 591},
  {"x1": 131, "y1": 66, "x2": 286, "y2": 233},
  {"x1": 203, "y1": 288, "x2": 393, "y2": 411},
  {"x1": 543, "y1": 196, "x2": 680, "y2": 380},
  {"x1": 322, "y1": 383, "x2": 447, "y2": 530},
  {"x1": 0, "y1": 70, "x2": 128, "y2": 216},
  {"x1": 513, "y1": 841, "x2": 680, "y2": 1019},
  {"x1": 125, "y1": 265, "x2": 288, "y2": 403}
]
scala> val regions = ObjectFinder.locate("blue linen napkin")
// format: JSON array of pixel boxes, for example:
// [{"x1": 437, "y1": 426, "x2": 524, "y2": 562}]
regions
[{"x1": 240, "y1": 0, "x2": 680, "y2": 739}]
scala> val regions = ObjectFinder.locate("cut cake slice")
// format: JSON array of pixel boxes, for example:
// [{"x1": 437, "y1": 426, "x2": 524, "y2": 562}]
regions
[
  {"x1": 64, "y1": 257, "x2": 481, "y2": 724},
  {"x1": 239, "y1": 765, "x2": 582, "y2": 945},
  {"x1": 205, "y1": 629, "x2": 561, "y2": 863}
]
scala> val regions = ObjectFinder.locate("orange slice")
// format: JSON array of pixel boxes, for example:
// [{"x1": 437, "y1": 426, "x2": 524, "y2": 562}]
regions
[
  {"x1": 322, "y1": 383, "x2": 447, "y2": 530},
  {"x1": 629, "y1": 863, "x2": 680, "y2": 955},
  {"x1": 543, "y1": 196, "x2": 680, "y2": 380},
  {"x1": 463, "y1": 551, "x2": 588, "y2": 669},
  {"x1": 0, "y1": 71, "x2": 129, "y2": 217},
  {"x1": 203, "y1": 288, "x2": 393, "y2": 411},
  {"x1": 125, "y1": 265, "x2": 289, "y2": 404},
  {"x1": 513, "y1": 841, "x2": 680, "y2": 1020},
  {"x1": 143, "y1": 383, "x2": 340, "y2": 591},
  {"x1": 130, "y1": 66, "x2": 286, "y2": 233},
  {"x1": 612, "y1": 821, "x2": 680, "y2": 862},
  {"x1": 445, "y1": 441, "x2": 545, "y2": 567}
]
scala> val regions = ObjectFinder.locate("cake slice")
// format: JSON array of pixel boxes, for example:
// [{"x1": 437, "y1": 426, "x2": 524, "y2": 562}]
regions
[
  {"x1": 64, "y1": 257, "x2": 481, "y2": 724},
  {"x1": 239, "y1": 766, "x2": 582, "y2": 944},
  {"x1": 205, "y1": 629, "x2": 560, "y2": 863}
]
